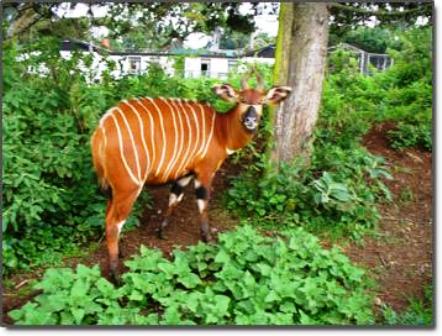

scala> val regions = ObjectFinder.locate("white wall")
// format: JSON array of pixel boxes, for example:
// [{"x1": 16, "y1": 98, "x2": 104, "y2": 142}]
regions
[
  {"x1": 30, "y1": 49, "x2": 276, "y2": 82},
  {"x1": 243, "y1": 57, "x2": 275, "y2": 66},
  {"x1": 184, "y1": 56, "x2": 274, "y2": 79},
  {"x1": 184, "y1": 57, "x2": 202, "y2": 78},
  {"x1": 209, "y1": 58, "x2": 229, "y2": 79},
  {"x1": 59, "y1": 52, "x2": 176, "y2": 80}
]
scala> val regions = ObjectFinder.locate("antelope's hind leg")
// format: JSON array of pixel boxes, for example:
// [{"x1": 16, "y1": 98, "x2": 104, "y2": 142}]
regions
[
  {"x1": 105, "y1": 187, "x2": 140, "y2": 283},
  {"x1": 194, "y1": 174, "x2": 213, "y2": 243},
  {"x1": 156, "y1": 175, "x2": 193, "y2": 239}
]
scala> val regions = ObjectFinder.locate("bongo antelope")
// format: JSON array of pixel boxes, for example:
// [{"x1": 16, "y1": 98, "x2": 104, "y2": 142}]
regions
[{"x1": 90, "y1": 71, "x2": 291, "y2": 279}]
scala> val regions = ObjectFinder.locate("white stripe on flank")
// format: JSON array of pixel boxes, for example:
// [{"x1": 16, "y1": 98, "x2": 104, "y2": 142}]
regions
[
  {"x1": 101, "y1": 124, "x2": 108, "y2": 155},
  {"x1": 196, "y1": 103, "x2": 207, "y2": 159},
  {"x1": 174, "y1": 99, "x2": 194, "y2": 179},
  {"x1": 168, "y1": 99, "x2": 185, "y2": 179},
  {"x1": 122, "y1": 100, "x2": 150, "y2": 182},
  {"x1": 201, "y1": 109, "x2": 216, "y2": 158},
  {"x1": 109, "y1": 113, "x2": 140, "y2": 186},
  {"x1": 146, "y1": 97, "x2": 167, "y2": 179},
  {"x1": 99, "y1": 108, "x2": 115, "y2": 127},
  {"x1": 160, "y1": 98, "x2": 179, "y2": 181},
  {"x1": 134, "y1": 99, "x2": 156, "y2": 182},
  {"x1": 115, "y1": 107, "x2": 142, "y2": 182},
  {"x1": 99, "y1": 126, "x2": 108, "y2": 179},
  {"x1": 184, "y1": 101, "x2": 201, "y2": 169}
]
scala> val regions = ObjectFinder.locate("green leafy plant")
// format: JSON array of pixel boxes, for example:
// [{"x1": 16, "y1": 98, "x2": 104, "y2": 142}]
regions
[
  {"x1": 388, "y1": 123, "x2": 432, "y2": 151},
  {"x1": 9, "y1": 225, "x2": 374, "y2": 326},
  {"x1": 381, "y1": 286, "x2": 433, "y2": 326}
]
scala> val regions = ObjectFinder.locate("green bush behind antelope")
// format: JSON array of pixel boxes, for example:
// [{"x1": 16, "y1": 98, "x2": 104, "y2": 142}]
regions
[
  {"x1": 9, "y1": 226, "x2": 374, "y2": 325},
  {"x1": 2, "y1": 37, "x2": 263, "y2": 274},
  {"x1": 226, "y1": 27, "x2": 431, "y2": 239}
]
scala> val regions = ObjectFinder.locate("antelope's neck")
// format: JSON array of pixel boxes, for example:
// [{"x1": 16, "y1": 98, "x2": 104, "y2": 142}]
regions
[{"x1": 216, "y1": 107, "x2": 253, "y2": 152}]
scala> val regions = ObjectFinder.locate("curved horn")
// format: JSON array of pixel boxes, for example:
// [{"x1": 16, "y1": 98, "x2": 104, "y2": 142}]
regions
[
  {"x1": 241, "y1": 73, "x2": 250, "y2": 90},
  {"x1": 254, "y1": 68, "x2": 264, "y2": 90}
]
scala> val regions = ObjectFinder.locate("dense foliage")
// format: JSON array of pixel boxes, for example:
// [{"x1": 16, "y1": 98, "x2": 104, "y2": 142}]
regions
[
  {"x1": 225, "y1": 27, "x2": 431, "y2": 240},
  {"x1": 3, "y1": 39, "x2": 110, "y2": 272},
  {"x1": 1, "y1": 37, "x2": 246, "y2": 274},
  {"x1": 9, "y1": 225, "x2": 374, "y2": 325}
]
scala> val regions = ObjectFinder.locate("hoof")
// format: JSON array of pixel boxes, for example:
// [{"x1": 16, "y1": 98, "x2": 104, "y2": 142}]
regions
[
  {"x1": 110, "y1": 265, "x2": 122, "y2": 286},
  {"x1": 201, "y1": 232, "x2": 212, "y2": 243},
  {"x1": 111, "y1": 272, "x2": 122, "y2": 286},
  {"x1": 155, "y1": 227, "x2": 166, "y2": 240}
]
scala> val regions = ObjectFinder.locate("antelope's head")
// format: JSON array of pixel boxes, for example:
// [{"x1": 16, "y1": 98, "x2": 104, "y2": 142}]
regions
[{"x1": 213, "y1": 70, "x2": 292, "y2": 132}]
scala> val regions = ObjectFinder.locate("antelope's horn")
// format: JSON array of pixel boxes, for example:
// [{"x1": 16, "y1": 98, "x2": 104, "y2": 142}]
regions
[
  {"x1": 241, "y1": 73, "x2": 250, "y2": 90},
  {"x1": 255, "y1": 69, "x2": 264, "y2": 90}
]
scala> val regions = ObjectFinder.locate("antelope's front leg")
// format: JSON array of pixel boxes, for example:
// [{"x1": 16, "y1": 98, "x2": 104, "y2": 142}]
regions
[
  {"x1": 156, "y1": 175, "x2": 193, "y2": 239},
  {"x1": 194, "y1": 176, "x2": 213, "y2": 242}
]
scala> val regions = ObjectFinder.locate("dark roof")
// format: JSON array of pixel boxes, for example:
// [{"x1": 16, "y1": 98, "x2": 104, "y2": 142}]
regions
[
  {"x1": 61, "y1": 39, "x2": 248, "y2": 59},
  {"x1": 60, "y1": 40, "x2": 102, "y2": 53},
  {"x1": 109, "y1": 51, "x2": 236, "y2": 58},
  {"x1": 244, "y1": 45, "x2": 275, "y2": 58}
]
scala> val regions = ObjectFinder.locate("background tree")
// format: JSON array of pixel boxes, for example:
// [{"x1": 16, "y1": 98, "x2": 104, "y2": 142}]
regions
[
  {"x1": 219, "y1": 29, "x2": 250, "y2": 50},
  {"x1": 269, "y1": 1, "x2": 432, "y2": 167},
  {"x1": 251, "y1": 32, "x2": 276, "y2": 50},
  {"x1": 2, "y1": 2, "x2": 260, "y2": 50},
  {"x1": 330, "y1": 26, "x2": 397, "y2": 53}
]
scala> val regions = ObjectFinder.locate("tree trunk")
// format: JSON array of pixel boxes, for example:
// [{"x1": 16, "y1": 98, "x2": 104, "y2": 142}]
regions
[
  {"x1": 270, "y1": 3, "x2": 329, "y2": 165},
  {"x1": 6, "y1": 5, "x2": 41, "y2": 38}
]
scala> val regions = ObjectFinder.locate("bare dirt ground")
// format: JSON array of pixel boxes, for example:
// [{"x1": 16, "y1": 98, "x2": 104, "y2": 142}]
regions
[
  {"x1": 2, "y1": 123, "x2": 433, "y2": 323},
  {"x1": 345, "y1": 123, "x2": 433, "y2": 311}
]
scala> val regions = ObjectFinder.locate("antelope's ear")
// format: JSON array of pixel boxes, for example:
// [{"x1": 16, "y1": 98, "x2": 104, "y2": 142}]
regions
[
  {"x1": 264, "y1": 86, "x2": 292, "y2": 105},
  {"x1": 212, "y1": 83, "x2": 238, "y2": 102}
]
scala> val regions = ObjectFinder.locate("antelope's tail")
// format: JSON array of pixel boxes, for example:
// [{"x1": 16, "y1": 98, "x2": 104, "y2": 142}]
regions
[{"x1": 91, "y1": 128, "x2": 111, "y2": 197}]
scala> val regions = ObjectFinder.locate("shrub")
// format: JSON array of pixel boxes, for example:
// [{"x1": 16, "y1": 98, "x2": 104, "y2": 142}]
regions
[
  {"x1": 9, "y1": 225, "x2": 374, "y2": 326},
  {"x1": 382, "y1": 286, "x2": 433, "y2": 326},
  {"x1": 2, "y1": 39, "x2": 148, "y2": 273},
  {"x1": 2, "y1": 37, "x2": 273, "y2": 274},
  {"x1": 387, "y1": 123, "x2": 432, "y2": 151},
  {"x1": 226, "y1": 146, "x2": 391, "y2": 240}
]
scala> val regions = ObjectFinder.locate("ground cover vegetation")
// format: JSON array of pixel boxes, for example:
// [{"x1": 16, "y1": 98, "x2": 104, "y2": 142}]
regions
[{"x1": 9, "y1": 226, "x2": 374, "y2": 325}]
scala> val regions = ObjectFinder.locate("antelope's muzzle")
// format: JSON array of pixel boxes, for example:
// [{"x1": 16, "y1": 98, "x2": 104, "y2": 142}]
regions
[{"x1": 242, "y1": 106, "x2": 259, "y2": 132}]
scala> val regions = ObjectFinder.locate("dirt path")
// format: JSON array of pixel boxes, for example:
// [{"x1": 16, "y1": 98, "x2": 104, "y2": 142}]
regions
[
  {"x1": 2, "y1": 123, "x2": 433, "y2": 323},
  {"x1": 345, "y1": 123, "x2": 433, "y2": 311}
]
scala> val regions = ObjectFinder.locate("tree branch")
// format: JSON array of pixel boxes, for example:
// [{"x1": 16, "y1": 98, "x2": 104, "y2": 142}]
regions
[{"x1": 330, "y1": 3, "x2": 432, "y2": 18}]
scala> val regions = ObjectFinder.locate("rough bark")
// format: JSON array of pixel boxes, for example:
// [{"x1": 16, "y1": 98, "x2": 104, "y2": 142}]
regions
[
  {"x1": 6, "y1": 4, "x2": 42, "y2": 38},
  {"x1": 270, "y1": 3, "x2": 329, "y2": 165}
]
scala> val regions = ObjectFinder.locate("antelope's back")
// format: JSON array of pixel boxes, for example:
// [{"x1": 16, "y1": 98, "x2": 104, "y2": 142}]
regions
[{"x1": 97, "y1": 97, "x2": 217, "y2": 187}]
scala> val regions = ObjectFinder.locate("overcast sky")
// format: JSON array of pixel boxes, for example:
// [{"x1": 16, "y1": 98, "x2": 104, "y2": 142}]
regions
[{"x1": 54, "y1": 2, "x2": 278, "y2": 48}]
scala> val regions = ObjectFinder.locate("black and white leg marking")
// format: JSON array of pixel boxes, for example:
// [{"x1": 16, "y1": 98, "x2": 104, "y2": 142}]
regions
[
  {"x1": 167, "y1": 174, "x2": 194, "y2": 209},
  {"x1": 194, "y1": 179, "x2": 211, "y2": 242},
  {"x1": 157, "y1": 175, "x2": 193, "y2": 239}
]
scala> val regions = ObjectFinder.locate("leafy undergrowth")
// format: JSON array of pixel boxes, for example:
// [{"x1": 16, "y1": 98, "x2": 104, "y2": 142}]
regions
[
  {"x1": 9, "y1": 225, "x2": 374, "y2": 326},
  {"x1": 387, "y1": 122, "x2": 432, "y2": 151},
  {"x1": 226, "y1": 147, "x2": 392, "y2": 242},
  {"x1": 381, "y1": 286, "x2": 433, "y2": 326}
]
